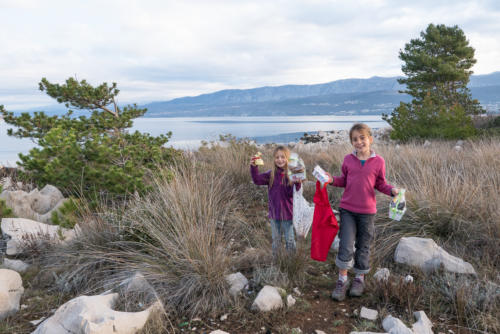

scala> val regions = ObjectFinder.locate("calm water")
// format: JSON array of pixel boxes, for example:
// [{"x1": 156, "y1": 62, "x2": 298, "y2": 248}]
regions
[{"x1": 0, "y1": 115, "x2": 387, "y2": 165}]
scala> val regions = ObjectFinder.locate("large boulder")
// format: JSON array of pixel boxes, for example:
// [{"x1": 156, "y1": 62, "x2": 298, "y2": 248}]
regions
[
  {"x1": 0, "y1": 184, "x2": 65, "y2": 224},
  {"x1": 251, "y1": 285, "x2": 283, "y2": 312},
  {"x1": 32, "y1": 293, "x2": 161, "y2": 334},
  {"x1": 1, "y1": 218, "x2": 76, "y2": 255},
  {"x1": 394, "y1": 237, "x2": 476, "y2": 275},
  {"x1": 0, "y1": 268, "x2": 24, "y2": 320}
]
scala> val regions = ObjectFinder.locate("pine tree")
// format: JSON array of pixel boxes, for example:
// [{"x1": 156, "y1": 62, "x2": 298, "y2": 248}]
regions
[
  {"x1": 383, "y1": 24, "x2": 484, "y2": 140},
  {"x1": 0, "y1": 78, "x2": 178, "y2": 200}
]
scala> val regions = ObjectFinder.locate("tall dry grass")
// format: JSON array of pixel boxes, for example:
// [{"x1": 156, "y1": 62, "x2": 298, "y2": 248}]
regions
[
  {"x1": 293, "y1": 139, "x2": 499, "y2": 332},
  {"x1": 41, "y1": 162, "x2": 250, "y2": 317}
]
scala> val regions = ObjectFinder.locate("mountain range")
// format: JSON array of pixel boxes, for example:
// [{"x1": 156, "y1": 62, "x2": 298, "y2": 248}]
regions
[
  {"x1": 143, "y1": 72, "x2": 500, "y2": 117},
  {"x1": 10, "y1": 72, "x2": 500, "y2": 117}
]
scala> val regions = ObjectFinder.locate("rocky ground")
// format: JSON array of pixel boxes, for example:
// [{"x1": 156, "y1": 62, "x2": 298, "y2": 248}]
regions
[{"x1": 0, "y1": 135, "x2": 494, "y2": 334}]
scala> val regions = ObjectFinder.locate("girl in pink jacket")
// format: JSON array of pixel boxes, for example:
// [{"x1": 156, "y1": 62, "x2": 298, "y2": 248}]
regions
[{"x1": 327, "y1": 123, "x2": 398, "y2": 301}]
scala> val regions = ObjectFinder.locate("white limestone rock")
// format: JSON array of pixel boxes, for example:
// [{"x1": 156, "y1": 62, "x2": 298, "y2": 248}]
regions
[
  {"x1": 225, "y1": 272, "x2": 248, "y2": 297},
  {"x1": 0, "y1": 185, "x2": 66, "y2": 224},
  {"x1": 373, "y1": 268, "x2": 390, "y2": 282},
  {"x1": 382, "y1": 315, "x2": 413, "y2": 334},
  {"x1": 32, "y1": 293, "x2": 161, "y2": 334},
  {"x1": 1, "y1": 218, "x2": 77, "y2": 255},
  {"x1": 251, "y1": 285, "x2": 283, "y2": 312},
  {"x1": 360, "y1": 307, "x2": 378, "y2": 321},
  {"x1": 0, "y1": 269, "x2": 24, "y2": 320},
  {"x1": 209, "y1": 331, "x2": 230, "y2": 334},
  {"x1": 395, "y1": 237, "x2": 476, "y2": 275},
  {"x1": 412, "y1": 311, "x2": 433, "y2": 334},
  {"x1": 2, "y1": 258, "x2": 30, "y2": 273}
]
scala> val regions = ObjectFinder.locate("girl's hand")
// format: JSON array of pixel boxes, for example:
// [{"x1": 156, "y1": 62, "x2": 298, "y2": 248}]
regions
[
  {"x1": 250, "y1": 157, "x2": 257, "y2": 166},
  {"x1": 391, "y1": 188, "x2": 399, "y2": 196},
  {"x1": 325, "y1": 172, "x2": 334, "y2": 185}
]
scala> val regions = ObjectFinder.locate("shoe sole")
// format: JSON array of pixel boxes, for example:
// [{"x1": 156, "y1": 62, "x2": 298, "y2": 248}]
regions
[
  {"x1": 349, "y1": 291, "x2": 363, "y2": 297},
  {"x1": 331, "y1": 294, "x2": 346, "y2": 301}
]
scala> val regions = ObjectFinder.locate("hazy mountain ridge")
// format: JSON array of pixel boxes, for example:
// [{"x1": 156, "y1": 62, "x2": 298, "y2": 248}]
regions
[
  {"x1": 10, "y1": 72, "x2": 500, "y2": 117},
  {"x1": 144, "y1": 72, "x2": 500, "y2": 117}
]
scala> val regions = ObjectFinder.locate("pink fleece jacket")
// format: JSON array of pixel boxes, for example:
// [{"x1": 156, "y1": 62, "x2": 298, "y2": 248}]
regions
[{"x1": 330, "y1": 151, "x2": 393, "y2": 214}]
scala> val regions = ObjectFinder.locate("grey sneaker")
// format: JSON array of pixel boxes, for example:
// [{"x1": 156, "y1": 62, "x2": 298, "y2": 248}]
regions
[
  {"x1": 331, "y1": 279, "x2": 350, "y2": 301},
  {"x1": 349, "y1": 278, "x2": 365, "y2": 297}
]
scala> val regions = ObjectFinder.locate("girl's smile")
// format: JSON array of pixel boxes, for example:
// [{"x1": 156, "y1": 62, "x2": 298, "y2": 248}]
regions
[
  {"x1": 274, "y1": 151, "x2": 287, "y2": 169},
  {"x1": 351, "y1": 130, "x2": 373, "y2": 158}
]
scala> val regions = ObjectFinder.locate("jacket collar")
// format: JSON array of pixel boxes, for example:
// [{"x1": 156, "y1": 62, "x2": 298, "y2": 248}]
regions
[{"x1": 351, "y1": 150, "x2": 376, "y2": 160}]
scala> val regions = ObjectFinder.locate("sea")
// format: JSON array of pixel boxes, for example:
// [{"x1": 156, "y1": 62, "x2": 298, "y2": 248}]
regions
[{"x1": 0, "y1": 115, "x2": 387, "y2": 166}]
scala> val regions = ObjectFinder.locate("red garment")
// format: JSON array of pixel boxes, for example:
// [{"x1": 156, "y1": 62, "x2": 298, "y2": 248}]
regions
[{"x1": 311, "y1": 181, "x2": 339, "y2": 262}]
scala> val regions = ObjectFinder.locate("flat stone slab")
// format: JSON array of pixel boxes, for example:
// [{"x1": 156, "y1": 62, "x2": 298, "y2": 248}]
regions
[
  {"x1": 395, "y1": 237, "x2": 476, "y2": 275},
  {"x1": 360, "y1": 306, "x2": 378, "y2": 321},
  {"x1": 1, "y1": 218, "x2": 76, "y2": 255}
]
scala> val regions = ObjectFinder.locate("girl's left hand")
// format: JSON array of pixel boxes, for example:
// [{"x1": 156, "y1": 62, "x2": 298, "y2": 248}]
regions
[{"x1": 391, "y1": 188, "x2": 399, "y2": 196}]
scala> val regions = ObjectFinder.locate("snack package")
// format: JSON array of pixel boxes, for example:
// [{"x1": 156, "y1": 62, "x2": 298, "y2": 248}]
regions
[
  {"x1": 389, "y1": 188, "x2": 406, "y2": 221},
  {"x1": 252, "y1": 152, "x2": 264, "y2": 166},
  {"x1": 312, "y1": 165, "x2": 330, "y2": 186},
  {"x1": 288, "y1": 152, "x2": 306, "y2": 182}
]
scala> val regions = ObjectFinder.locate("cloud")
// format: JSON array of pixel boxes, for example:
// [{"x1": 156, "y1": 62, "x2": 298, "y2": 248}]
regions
[{"x1": 0, "y1": 0, "x2": 499, "y2": 109}]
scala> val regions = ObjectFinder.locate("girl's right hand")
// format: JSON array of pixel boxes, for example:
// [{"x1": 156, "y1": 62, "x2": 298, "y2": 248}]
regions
[
  {"x1": 325, "y1": 172, "x2": 334, "y2": 185},
  {"x1": 250, "y1": 156, "x2": 257, "y2": 166}
]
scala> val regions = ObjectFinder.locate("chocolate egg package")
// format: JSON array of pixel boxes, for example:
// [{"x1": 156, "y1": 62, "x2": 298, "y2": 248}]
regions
[{"x1": 389, "y1": 188, "x2": 407, "y2": 221}]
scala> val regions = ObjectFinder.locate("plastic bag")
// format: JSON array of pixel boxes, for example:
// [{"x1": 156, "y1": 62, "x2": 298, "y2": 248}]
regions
[
  {"x1": 288, "y1": 152, "x2": 306, "y2": 182},
  {"x1": 389, "y1": 188, "x2": 407, "y2": 221},
  {"x1": 293, "y1": 186, "x2": 314, "y2": 238}
]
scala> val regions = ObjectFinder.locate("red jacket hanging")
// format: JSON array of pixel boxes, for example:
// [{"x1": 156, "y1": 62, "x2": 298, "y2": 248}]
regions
[{"x1": 311, "y1": 181, "x2": 339, "y2": 262}]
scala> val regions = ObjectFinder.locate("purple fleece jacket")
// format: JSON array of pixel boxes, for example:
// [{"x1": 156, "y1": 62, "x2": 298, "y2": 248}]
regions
[
  {"x1": 331, "y1": 152, "x2": 393, "y2": 214},
  {"x1": 251, "y1": 165, "x2": 301, "y2": 221}
]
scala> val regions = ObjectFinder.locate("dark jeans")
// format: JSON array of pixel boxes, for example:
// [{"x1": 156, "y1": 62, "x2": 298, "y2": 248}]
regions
[{"x1": 335, "y1": 208, "x2": 375, "y2": 274}]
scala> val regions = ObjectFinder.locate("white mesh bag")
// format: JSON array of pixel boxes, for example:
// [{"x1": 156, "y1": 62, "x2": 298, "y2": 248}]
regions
[{"x1": 293, "y1": 186, "x2": 314, "y2": 238}]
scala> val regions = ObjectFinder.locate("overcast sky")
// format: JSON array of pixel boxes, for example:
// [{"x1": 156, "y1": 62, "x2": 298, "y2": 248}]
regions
[{"x1": 1, "y1": 0, "x2": 500, "y2": 110}]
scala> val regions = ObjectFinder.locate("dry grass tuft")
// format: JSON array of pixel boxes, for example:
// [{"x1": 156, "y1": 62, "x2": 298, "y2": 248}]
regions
[{"x1": 41, "y1": 164, "x2": 248, "y2": 317}]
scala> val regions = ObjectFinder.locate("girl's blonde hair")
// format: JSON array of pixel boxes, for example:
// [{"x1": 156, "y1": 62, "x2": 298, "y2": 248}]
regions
[
  {"x1": 349, "y1": 123, "x2": 372, "y2": 143},
  {"x1": 269, "y1": 145, "x2": 291, "y2": 186}
]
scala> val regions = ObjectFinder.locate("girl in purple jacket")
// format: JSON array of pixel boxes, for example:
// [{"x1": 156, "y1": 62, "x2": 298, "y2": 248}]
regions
[
  {"x1": 250, "y1": 146, "x2": 301, "y2": 258},
  {"x1": 326, "y1": 123, "x2": 399, "y2": 301}
]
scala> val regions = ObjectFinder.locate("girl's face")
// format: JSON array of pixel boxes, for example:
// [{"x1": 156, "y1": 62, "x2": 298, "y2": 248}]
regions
[
  {"x1": 274, "y1": 150, "x2": 287, "y2": 169},
  {"x1": 351, "y1": 130, "x2": 373, "y2": 155}
]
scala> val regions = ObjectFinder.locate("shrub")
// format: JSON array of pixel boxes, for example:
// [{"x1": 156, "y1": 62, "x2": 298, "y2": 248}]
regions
[
  {"x1": 51, "y1": 198, "x2": 79, "y2": 228},
  {"x1": 0, "y1": 185, "x2": 14, "y2": 219},
  {"x1": 0, "y1": 78, "x2": 179, "y2": 202}
]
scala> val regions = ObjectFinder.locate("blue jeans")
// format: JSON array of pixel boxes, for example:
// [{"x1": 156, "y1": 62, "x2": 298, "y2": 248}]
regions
[
  {"x1": 270, "y1": 219, "x2": 296, "y2": 257},
  {"x1": 335, "y1": 208, "x2": 375, "y2": 274}
]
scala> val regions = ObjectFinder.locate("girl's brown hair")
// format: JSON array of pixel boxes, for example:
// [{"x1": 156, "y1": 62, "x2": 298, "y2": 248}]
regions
[
  {"x1": 349, "y1": 123, "x2": 372, "y2": 143},
  {"x1": 269, "y1": 145, "x2": 291, "y2": 186}
]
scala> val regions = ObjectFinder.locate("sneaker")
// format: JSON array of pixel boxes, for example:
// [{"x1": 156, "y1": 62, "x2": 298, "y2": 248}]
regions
[
  {"x1": 349, "y1": 277, "x2": 365, "y2": 297},
  {"x1": 331, "y1": 279, "x2": 350, "y2": 301}
]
